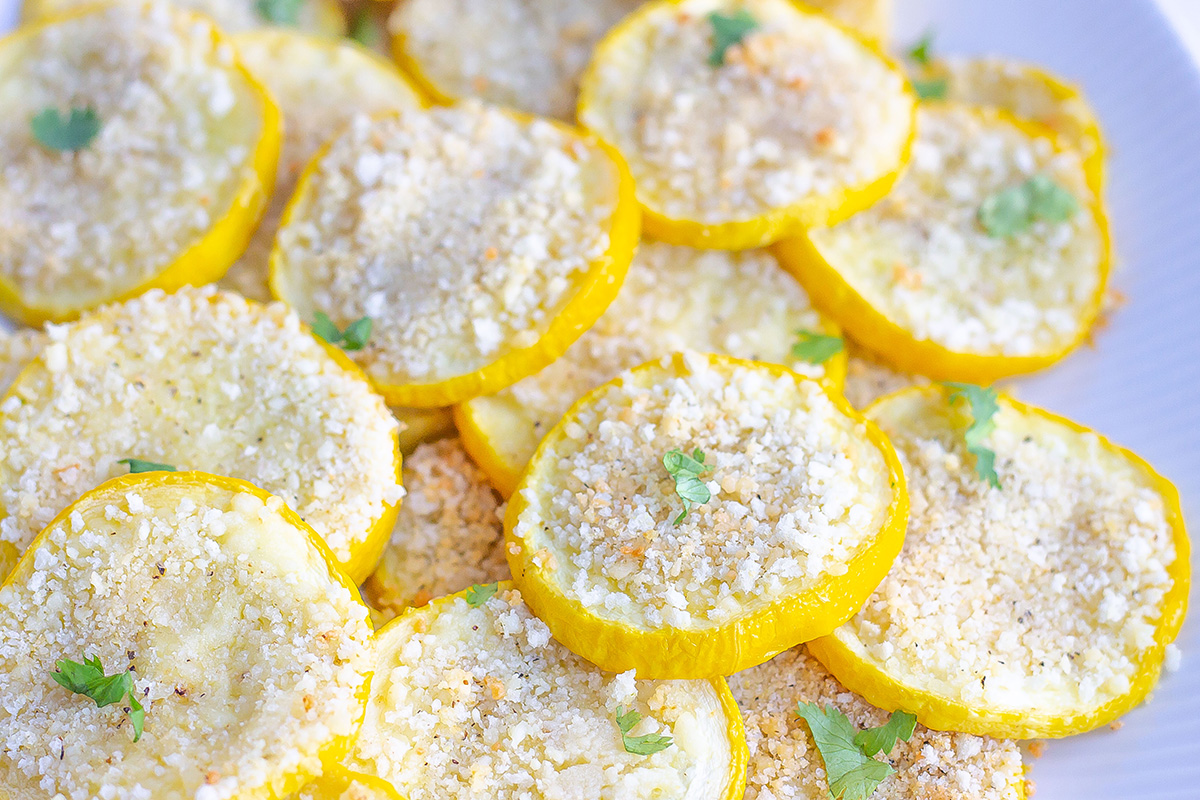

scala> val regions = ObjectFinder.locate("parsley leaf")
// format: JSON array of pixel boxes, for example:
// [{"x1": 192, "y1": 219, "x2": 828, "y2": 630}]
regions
[
  {"x1": 978, "y1": 174, "x2": 1078, "y2": 237},
  {"x1": 312, "y1": 312, "x2": 373, "y2": 351},
  {"x1": 854, "y1": 709, "x2": 917, "y2": 757},
  {"x1": 943, "y1": 382, "x2": 1001, "y2": 489},
  {"x1": 464, "y1": 583, "x2": 499, "y2": 607},
  {"x1": 118, "y1": 458, "x2": 176, "y2": 474},
  {"x1": 662, "y1": 447, "x2": 713, "y2": 525},
  {"x1": 911, "y1": 77, "x2": 948, "y2": 100},
  {"x1": 616, "y1": 706, "x2": 674, "y2": 755},
  {"x1": 792, "y1": 330, "x2": 844, "y2": 365},
  {"x1": 349, "y1": 7, "x2": 381, "y2": 48},
  {"x1": 907, "y1": 30, "x2": 935, "y2": 65},
  {"x1": 255, "y1": 0, "x2": 302, "y2": 25},
  {"x1": 52, "y1": 656, "x2": 144, "y2": 742},
  {"x1": 30, "y1": 106, "x2": 101, "y2": 152},
  {"x1": 707, "y1": 9, "x2": 758, "y2": 66}
]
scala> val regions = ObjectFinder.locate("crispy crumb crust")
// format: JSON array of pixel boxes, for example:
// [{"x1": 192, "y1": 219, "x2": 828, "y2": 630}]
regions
[
  {"x1": 809, "y1": 386, "x2": 1190, "y2": 738},
  {"x1": 288, "y1": 768, "x2": 403, "y2": 800},
  {"x1": 454, "y1": 242, "x2": 846, "y2": 498},
  {"x1": 351, "y1": 582, "x2": 748, "y2": 800},
  {"x1": 0, "y1": 472, "x2": 374, "y2": 799},
  {"x1": 269, "y1": 104, "x2": 641, "y2": 407},
  {"x1": 505, "y1": 352, "x2": 908, "y2": 679},
  {"x1": 577, "y1": 0, "x2": 916, "y2": 249},
  {"x1": 775, "y1": 104, "x2": 1110, "y2": 384},
  {"x1": 22, "y1": 0, "x2": 347, "y2": 36},
  {"x1": 0, "y1": 3, "x2": 281, "y2": 325}
]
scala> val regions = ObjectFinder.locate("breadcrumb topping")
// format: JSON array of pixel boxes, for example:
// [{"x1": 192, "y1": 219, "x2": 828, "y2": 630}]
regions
[
  {"x1": 843, "y1": 390, "x2": 1178, "y2": 713},
  {"x1": 390, "y1": 0, "x2": 641, "y2": 120},
  {"x1": 272, "y1": 101, "x2": 618, "y2": 389},
  {"x1": 808, "y1": 104, "x2": 1104, "y2": 355},
  {"x1": 0, "y1": 3, "x2": 267, "y2": 313},
  {"x1": 0, "y1": 328, "x2": 45, "y2": 396},
  {"x1": 468, "y1": 241, "x2": 833, "y2": 475},
  {"x1": 730, "y1": 647, "x2": 1024, "y2": 799},
  {"x1": 0, "y1": 478, "x2": 373, "y2": 799},
  {"x1": 220, "y1": 31, "x2": 421, "y2": 302},
  {"x1": 513, "y1": 353, "x2": 893, "y2": 629},
  {"x1": 580, "y1": 0, "x2": 912, "y2": 224},
  {"x1": 350, "y1": 586, "x2": 737, "y2": 799},
  {"x1": 363, "y1": 439, "x2": 509, "y2": 623},
  {"x1": 0, "y1": 287, "x2": 402, "y2": 569}
]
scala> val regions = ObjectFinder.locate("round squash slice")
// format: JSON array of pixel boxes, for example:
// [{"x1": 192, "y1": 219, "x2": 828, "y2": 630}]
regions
[
  {"x1": 807, "y1": 0, "x2": 891, "y2": 45},
  {"x1": 808, "y1": 386, "x2": 1190, "y2": 739},
  {"x1": 506, "y1": 352, "x2": 907, "y2": 679},
  {"x1": 0, "y1": 472, "x2": 374, "y2": 799},
  {"x1": 23, "y1": 0, "x2": 346, "y2": 36},
  {"x1": 392, "y1": 404, "x2": 455, "y2": 454},
  {"x1": 219, "y1": 29, "x2": 424, "y2": 303},
  {"x1": 456, "y1": 241, "x2": 846, "y2": 498},
  {"x1": 0, "y1": 287, "x2": 403, "y2": 584},
  {"x1": 0, "y1": 3, "x2": 281, "y2": 325},
  {"x1": 776, "y1": 103, "x2": 1110, "y2": 384},
  {"x1": 362, "y1": 438, "x2": 508, "y2": 624},
  {"x1": 731, "y1": 645, "x2": 1026, "y2": 800},
  {"x1": 0, "y1": 328, "x2": 43, "y2": 397},
  {"x1": 577, "y1": 0, "x2": 915, "y2": 249},
  {"x1": 913, "y1": 56, "x2": 1105, "y2": 193},
  {"x1": 389, "y1": 0, "x2": 642, "y2": 120},
  {"x1": 348, "y1": 582, "x2": 748, "y2": 800},
  {"x1": 270, "y1": 100, "x2": 640, "y2": 407},
  {"x1": 288, "y1": 768, "x2": 403, "y2": 800}
]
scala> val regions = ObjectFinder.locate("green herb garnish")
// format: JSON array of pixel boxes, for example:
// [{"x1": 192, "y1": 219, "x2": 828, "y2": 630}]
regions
[
  {"x1": 52, "y1": 655, "x2": 145, "y2": 741},
  {"x1": 616, "y1": 706, "x2": 674, "y2": 755},
  {"x1": 707, "y1": 9, "x2": 758, "y2": 66},
  {"x1": 907, "y1": 31, "x2": 935, "y2": 65},
  {"x1": 30, "y1": 106, "x2": 101, "y2": 152},
  {"x1": 464, "y1": 583, "x2": 499, "y2": 607},
  {"x1": 911, "y1": 77, "x2": 948, "y2": 100},
  {"x1": 118, "y1": 459, "x2": 176, "y2": 474},
  {"x1": 662, "y1": 447, "x2": 713, "y2": 525},
  {"x1": 255, "y1": 0, "x2": 302, "y2": 25},
  {"x1": 796, "y1": 703, "x2": 916, "y2": 800},
  {"x1": 943, "y1": 382, "x2": 1001, "y2": 489},
  {"x1": 792, "y1": 330, "x2": 844, "y2": 365},
  {"x1": 348, "y1": 7, "x2": 382, "y2": 48},
  {"x1": 977, "y1": 174, "x2": 1079, "y2": 238},
  {"x1": 312, "y1": 312, "x2": 373, "y2": 351}
]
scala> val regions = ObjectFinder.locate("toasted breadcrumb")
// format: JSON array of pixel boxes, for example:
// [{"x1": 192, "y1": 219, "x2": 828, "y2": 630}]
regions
[
  {"x1": 730, "y1": 647, "x2": 1024, "y2": 799},
  {"x1": 349, "y1": 587, "x2": 737, "y2": 799},
  {"x1": 0, "y1": 479, "x2": 373, "y2": 799},
  {"x1": 0, "y1": 288, "x2": 402, "y2": 570},
  {"x1": 363, "y1": 439, "x2": 508, "y2": 623}
]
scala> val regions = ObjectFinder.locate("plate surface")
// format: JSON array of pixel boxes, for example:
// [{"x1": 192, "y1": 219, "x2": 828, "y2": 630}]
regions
[{"x1": 1, "y1": 1, "x2": 1198, "y2": 797}]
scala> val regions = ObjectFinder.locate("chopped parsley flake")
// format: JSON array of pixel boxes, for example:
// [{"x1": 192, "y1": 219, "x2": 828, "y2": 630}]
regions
[
  {"x1": 52, "y1": 656, "x2": 145, "y2": 741},
  {"x1": 349, "y1": 7, "x2": 382, "y2": 48},
  {"x1": 662, "y1": 447, "x2": 713, "y2": 525},
  {"x1": 616, "y1": 706, "x2": 674, "y2": 755},
  {"x1": 707, "y1": 9, "x2": 758, "y2": 66},
  {"x1": 255, "y1": 0, "x2": 302, "y2": 25},
  {"x1": 465, "y1": 583, "x2": 499, "y2": 607},
  {"x1": 792, "y1": 330, "x2": 844, "y2": 365},
  {"x1": 796, "y1": 702, "x2": 916, "y2": 800},
  {"x1": 907, "y1": 31, "x2": 935, "y2": 65},
  {"x1": 978, "y1": 174, "x2": 1079, "y2": 238},
  {"x1": 943, "y1": 382, "x2": 1002, "y2": 489},
  {"x1": 911, "y1": 77, "x2": 948, "y2": 100},
  {"x1": 118, "y1": 458, "x2": 176, "y2": 474},
  {"x1": 30, "y1": 106, "x2": 101, "y2": 152},
  {"x1": 312, "y1": 312, "x2": 373, "y2": 351}
]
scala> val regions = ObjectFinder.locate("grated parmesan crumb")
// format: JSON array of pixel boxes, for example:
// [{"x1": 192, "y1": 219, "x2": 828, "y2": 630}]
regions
[
  {"x1": 0, "y1": 287, "x2": 402, "y2": 570},
  {"x1": 0, "y1": 477, "x2": 373, "y2": 799},
  {"x1": 580, "y1": 0, "x2": 912, "y2": 225},
  {"x1": 729, "y1": 647, "x2": 1024, "y2": 799},
  {"x1": 363, "y1": 439, "x2": 509, "y2": 623},
  {"x1": 349, "y1": 586, "x2": 737, "y2": 799},
  {"x1": 272, "y1": 101, "x2": 619, "y2": 392},
  {"x1": 389, "y1": 0, "x2": 641, "y2": 120},
  {"x1": 808, "y1": 104, "x2": 1104, "y2": 356},
  {"x1": 513, "y1": 352, "x2": 894, "y2": 629}
]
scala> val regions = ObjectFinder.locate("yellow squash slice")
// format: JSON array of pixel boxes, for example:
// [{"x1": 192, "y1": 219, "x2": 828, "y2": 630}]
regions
[
  {"x1": 457, "y1": 241, "x2": 846, "y2": 497},
  {"x1": 915, "y1": 56, "x2": 1105, "y2": 193},
  {"x1": 730, "y1": 646, "x2": 1026, "y2": 800},
  {"x1": 220, "y1": 29, "x2": 424, "y2": 303},
  {"x1": 23, "y1": 0, "x2": 347, "y2": 36},
  {"x1": 578, "y1": 0, "x2": 915, "y2": 249},
  {"x1": 389, "y1": 0, "x2": 642, "y2": 120},
  {"x1": 808, "y1": 0, "x2": 891, "y2": 45},
  {"x1": 270, "y1": 100, "x2": 640, "y2": 407},
  {"x1": 506, "y1": 352, "x2": 907, "y2": 679},
  {"x1": 392, "y1": 404, "x2": 455, "y2": 454},
  {"x1": 362, "y1": 438, "x2": 508, "y2": 624},
  {"x1": 808, "y1": 386, "x2": 1190, "y2": 739},
  {"x1": 0, "y1": 328, "x2": 43, "y2": 397},
  {"x1": 0, "y1": 472, "x2": 374, "y2": 799},
  {"x1": 348, "y1": 582, "x2": 748, "y2": 800},
  {"x1": 776, "y1": 103, "x2": 1110, "y2": 384},
  {"x1": 0, "y1": 288, "x2": 403, "y2": 583},
  {"x1": 0, "y1": 3, "x2": 281, "y2": 324},
  {"x1": 287, "y1": 768, "x2": 403, "y2": 800}
]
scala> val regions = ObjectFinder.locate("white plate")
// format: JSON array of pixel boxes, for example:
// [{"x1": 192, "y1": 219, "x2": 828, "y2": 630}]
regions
[{"x1": 1, "y1": 1, "x2": 1197, "y2": 797}]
